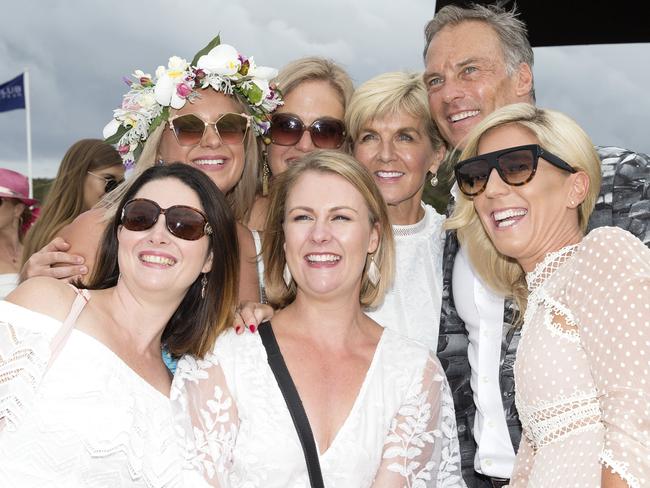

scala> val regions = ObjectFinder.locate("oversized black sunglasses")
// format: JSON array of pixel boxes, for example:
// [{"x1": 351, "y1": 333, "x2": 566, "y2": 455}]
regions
[
  {"x1": 87, "y1": 171, "x2": 123, "y2": 194},
  {"x1": 269, "y1": 113, "x2": 346, "y2": 149},
  {"x1": 454, "y1": 144, "x2": 576, "y2": 197},
  {"x1": 168, "y1": 113, "x2": 250, "y2": 147},
  {"x1": 121, "y1": 198, "x2": 212, "y2": 241}
]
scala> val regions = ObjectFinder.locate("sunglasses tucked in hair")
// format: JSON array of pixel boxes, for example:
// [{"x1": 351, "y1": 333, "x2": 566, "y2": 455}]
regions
[
  {"x1": 121, "y1": 198, "x2": 213, "y2": 241},
  {"x1": 168, "y1": 113, "x2": 250, "y2": 147},
  {"x1": 269, "y1": 113, "x2": 346, "y2": 149},
  {"x1": 454, "y1": 144, "x2": 576, "y2": 197}
]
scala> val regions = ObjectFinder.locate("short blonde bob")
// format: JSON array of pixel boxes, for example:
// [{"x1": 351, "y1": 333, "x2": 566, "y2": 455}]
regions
[
  {"x1": 446, "y1": 103, "x2": 601, "y2": 314},
  {"x1": 346, "y1": 71, "x2": 444, "y2": 151},
  {"x1": 263, "y1": 150, "x2": 395, "y2": 309}
]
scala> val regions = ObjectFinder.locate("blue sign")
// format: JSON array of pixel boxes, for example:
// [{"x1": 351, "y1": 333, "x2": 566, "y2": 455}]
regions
[{"x1": 0, "y1": 74, "x2": 26, "y2": 113}]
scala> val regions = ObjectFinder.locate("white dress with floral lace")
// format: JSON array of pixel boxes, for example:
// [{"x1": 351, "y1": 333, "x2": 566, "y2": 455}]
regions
[
  {"x1": 0, "y1": 300, "x2": 182, "y2": 487},
  {"x1": 508, "y1": 227, "x2": 649, "y2": 488},
  {"x1": 171, "y1": 326, "x2": 465, "y2": 487}
]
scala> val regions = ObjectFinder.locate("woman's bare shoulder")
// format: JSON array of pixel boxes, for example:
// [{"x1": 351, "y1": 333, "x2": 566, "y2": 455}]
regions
[{"x1": 6, "y1": 276, "x2": 77, "y2": 322}]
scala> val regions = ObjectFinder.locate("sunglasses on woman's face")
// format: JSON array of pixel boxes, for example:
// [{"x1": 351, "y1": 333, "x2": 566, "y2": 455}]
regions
[
  {"x1": 454, "y1": 144, "x2": 577, "y2": 197},
  {"x1": 168, "y1": 113, "x2": 250, "y2": 147},
  {"x1": 269, "y1": 113, "x2": 346, "y2": 149},
  {"x1": 120, "y1": 198, "x2": 212, "y2": 241},
  {"x1": 87, "y1": 171, "x2": 123, "y2": 194}
]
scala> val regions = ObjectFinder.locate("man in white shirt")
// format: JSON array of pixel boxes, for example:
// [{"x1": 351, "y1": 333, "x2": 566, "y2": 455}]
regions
[{"x1": 422, "y1": 4, "x2": 650, "y2": 487}]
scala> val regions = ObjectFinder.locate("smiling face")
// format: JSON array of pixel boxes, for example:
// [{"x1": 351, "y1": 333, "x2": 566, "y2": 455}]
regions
[
  {"x1": 283, "y1": 171, "x2": 379, "y2": 301},
  {"x1": 268, "y1": 80, "x2": 345, "y2": 175},
  {"x1": 157, "y1": 89, "x2": 246, "y2": 194},
  {"x1": 424, "y1": 21, "x2": 532, "y2": 149},
  {"x1": 471, "y1": 123, "x2": 584, "y2": 270},
  {"x1": 353, "y1": 110, "x2": 444, "y2": 224},
  {"x1": 117, "y1": 177, "x2": 212, "y2": 295}
]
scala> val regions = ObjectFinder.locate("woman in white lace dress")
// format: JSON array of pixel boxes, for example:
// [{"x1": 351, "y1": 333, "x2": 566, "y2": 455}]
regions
[
  {"x1": 447, "y1": 103, "x2": 649, "y2": 487},
  {"x1": 0, "y1": 163, "x2": 239, "y2": 487},
  {"x1": 172, "y1": 151, "x2": 465, "y2": 487},
  {"x1": 346, "y1": 72, "x2": 447, "y2": 349}
]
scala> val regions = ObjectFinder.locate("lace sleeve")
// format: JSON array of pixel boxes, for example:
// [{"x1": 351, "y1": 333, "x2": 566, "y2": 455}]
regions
[
  {"x1": 568, "y1": 228, "x2": 650, "y2": 488},
  {"x1": 0, "y1": 303, "x2": 52, "y2": 434},
  {"x1": 507, "y1": 435, "x2": 533, "y2": 487},
  {"x1": 372, "y1": 353, "x2": 466, "y2": 487},
  {"x1": 171, "y1": 351, "x2": 240, "y2": 487}
]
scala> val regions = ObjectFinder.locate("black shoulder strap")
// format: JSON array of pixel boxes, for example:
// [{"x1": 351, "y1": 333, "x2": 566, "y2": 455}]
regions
[{"x1": 258, "y1": 321, "x2": 325, "y2": 488}]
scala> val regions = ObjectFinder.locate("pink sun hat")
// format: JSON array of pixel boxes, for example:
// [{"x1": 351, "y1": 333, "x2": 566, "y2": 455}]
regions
[{"x1": 0, "y1": 168, "x2": 38, "y2": 206}]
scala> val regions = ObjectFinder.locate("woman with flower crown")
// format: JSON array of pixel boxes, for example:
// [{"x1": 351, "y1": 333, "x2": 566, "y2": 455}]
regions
[{"x1": 20, "y1": 37, "x2": 282, "y2": 307}]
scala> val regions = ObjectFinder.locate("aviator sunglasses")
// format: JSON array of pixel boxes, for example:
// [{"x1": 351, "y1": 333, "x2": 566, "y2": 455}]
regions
[
  {"x1": 454, "y1": 144, "x2": 577, "y2": 197},
  {"x1": 120, "y1": 198, "x2": 213, "y2": 241},
  {"x1": 87, "y1": 171, "x2": 123, "y2": 194},
  {"x1": 168, "y1": 113, "x2": 250, "y2": 147},
  {"x1": 269, "y1": 113, "x2": 346, "y2": 149}
]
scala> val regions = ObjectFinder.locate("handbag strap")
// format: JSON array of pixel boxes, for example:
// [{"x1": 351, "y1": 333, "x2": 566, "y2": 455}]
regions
[
  {"x1": 259, "y1": 321, "x2": 325, "y2": 488},
  {"x1": 47, "y1": 287, "x2": 91, "y2": 371}
]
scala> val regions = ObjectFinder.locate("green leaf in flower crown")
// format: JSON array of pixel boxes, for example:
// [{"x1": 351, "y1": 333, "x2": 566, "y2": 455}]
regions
[
  {"x1": 105, "y1": 125, "x2": 128, "y2": 145},
  {"x1": 149, "y1": 106, "x2": 170, "y2": 135},
  {"x1": 191, "y1": 35, "x2": 221, "y2": 66},
  {"x1": 244, "y1": 83, "x2": 263, "y2": 105}
]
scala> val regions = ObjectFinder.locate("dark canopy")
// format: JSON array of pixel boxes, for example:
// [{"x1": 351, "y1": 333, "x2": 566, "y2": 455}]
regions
[{"x1": 434, "y1": 0, "x2": 650, "y2": 46}]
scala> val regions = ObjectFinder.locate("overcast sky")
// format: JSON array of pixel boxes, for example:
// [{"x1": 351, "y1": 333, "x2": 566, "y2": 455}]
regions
[{"x1": 1, "y1": 0, "x2": 649, "y2": 178}]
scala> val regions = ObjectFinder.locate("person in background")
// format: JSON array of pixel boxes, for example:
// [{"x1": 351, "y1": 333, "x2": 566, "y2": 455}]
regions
[
  {"x1": 347, "y1": 71, "x2": 446, "y2": 350},
  {"x1": 0, "y1": 163, "x2": 239, "y2": 486},
  {"x1": 423, "y1": 4, "x2": 650, "y2": 486},
  {"x1": 447, "y1": 103, "x2": 649, "y2": 487},
  {"x1": 248, "y1": 56, "x2": 353, "y2": 231},
  {"x1": 21, "y1": 139, "x2": 123, "y2": 265},
  {"x1": 173, "y1": 150, "x2": 465, "y2": 487},
  {"x1": 0, "y1": 168, "x2": 38, "y2": 298}
]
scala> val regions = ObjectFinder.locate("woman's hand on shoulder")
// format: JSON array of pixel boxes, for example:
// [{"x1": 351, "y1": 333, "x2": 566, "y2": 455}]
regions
[
  {"x1": 233, "y1": 301, "x2": 275, "y2": 335},
  {"x1": 6, "y1": 276, "x2": 77, "y2": 322},
  {"x1": 20, "y1": 237, "x2": 87, "y2": 282}
]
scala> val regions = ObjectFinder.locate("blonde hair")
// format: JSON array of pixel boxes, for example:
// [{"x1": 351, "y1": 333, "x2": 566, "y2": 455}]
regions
[
  {"x1": 446, "y1": 103, "x2": 601, "y2": 314},
  {"x1": 274, "y1": 57, "x2": 354, "y2": 109},
  {"x1": 99, "y1": 92, "x2": 260, "y2": 223},
  {"x1": 263, "y1": 150, "x2": 394, "y2": 309},
  {"x1": 346, "y1": 71, "x2": 444, "y2": 150}
]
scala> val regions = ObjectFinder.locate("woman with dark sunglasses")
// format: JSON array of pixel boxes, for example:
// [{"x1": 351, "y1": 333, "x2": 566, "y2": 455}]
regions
[
  {"x1": 21, "y1": 139, "x2": 123, "y2": 266},
  {"x1": 247, "y1": 57, "x2": 353, "y2": 232},
  {"x1": 20, "y1": 37, "x2": 281, "y2": 306},
  {"x1": 0, "y1": 163, "x2": 239, "y2": 486},
  {"x1": 447, "y1": 104, "x2": 650, "y2": 487}
]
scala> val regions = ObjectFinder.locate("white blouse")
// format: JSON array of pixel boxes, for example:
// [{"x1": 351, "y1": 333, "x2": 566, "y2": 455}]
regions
[
  {"x1": 365, "y1": 204, "x2": 446, "y2": 350},
  {"x1": 171, "y1": 327, "x2": 465, "y2": 487},
  {"x1": 0, "y1": 300, "x2": 182, "y2": 487}
]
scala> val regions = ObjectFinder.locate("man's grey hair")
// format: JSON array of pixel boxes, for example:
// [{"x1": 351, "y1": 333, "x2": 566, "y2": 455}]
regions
[{"x1": 423, "y1": 2, "x2": 535, "y2": 101}]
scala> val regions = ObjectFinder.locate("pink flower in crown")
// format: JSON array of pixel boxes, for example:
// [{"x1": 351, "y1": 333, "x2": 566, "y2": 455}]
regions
[
  {"x1": 176, "y1": 82, "x2": 192, "y2": 98},
  {"x1": 117, "y1": 145, "x2": 130, "y2": 156}
]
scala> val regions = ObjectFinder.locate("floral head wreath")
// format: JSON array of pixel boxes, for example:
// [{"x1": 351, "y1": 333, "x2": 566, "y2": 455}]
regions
[{"x1": 103, "y1": 36, "x2": 283, "y2": 169}]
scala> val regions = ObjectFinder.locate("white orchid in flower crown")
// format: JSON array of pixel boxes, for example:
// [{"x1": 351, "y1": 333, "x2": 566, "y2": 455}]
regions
[{"x1": 103, "y1": 35, "x2": 283, "y2": 171}]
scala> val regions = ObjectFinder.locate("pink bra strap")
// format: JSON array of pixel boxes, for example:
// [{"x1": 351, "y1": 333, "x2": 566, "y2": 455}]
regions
[{"x1": 47, "y1": 288, "x2": 91, "y2": 369}]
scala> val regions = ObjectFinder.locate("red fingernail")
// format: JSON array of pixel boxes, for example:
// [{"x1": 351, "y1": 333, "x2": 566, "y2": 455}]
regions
[
  {"x1": 249, "y1": 324, "x2": 256, "y2": 333},
  {"x1": 235, "y1": 325, "x2": 242, "y2": 334}
]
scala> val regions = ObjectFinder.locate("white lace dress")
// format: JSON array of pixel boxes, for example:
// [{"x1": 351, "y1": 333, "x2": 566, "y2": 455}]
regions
[
  {"x1": 365, "y1": 204, "x2": 446, "y2": 350},
  {"x1": 509, "y1": 227, "x2": 649, "y2": 488},
  {"x1": 171, "y1": 326, "x2": 465, "y2": 487},
  {"x1": 0, "y1": 300, "x2": 182, "y2": 487}
]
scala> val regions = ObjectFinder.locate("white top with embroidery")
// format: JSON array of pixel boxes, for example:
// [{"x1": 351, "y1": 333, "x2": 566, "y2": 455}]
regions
[
  {"x1": 508, "y1": 227, "x2": 650, "y2": 488},
  {"x1": 171, "y1": 326, "x2": 465, "y2": 487},
  {"x1": 365, "y1": 204, "x2": 446, "y2": 350},
  {"x1": 0, "y1": 300, "x2": 182, "y2": 487}
]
